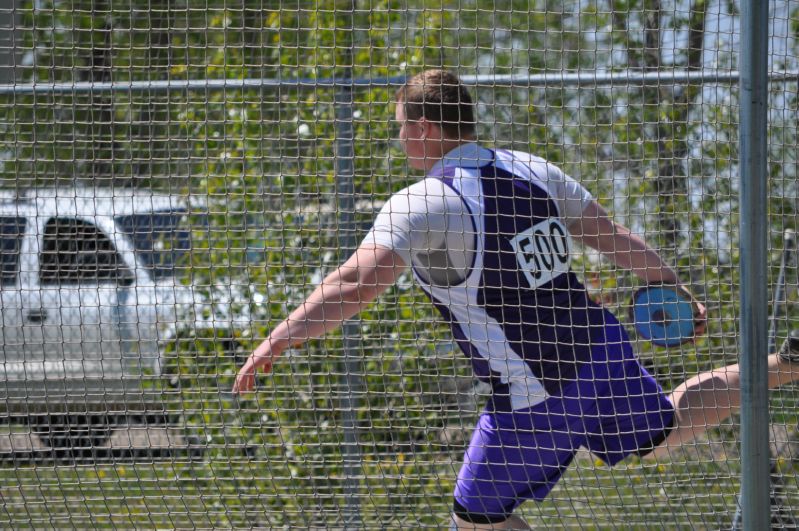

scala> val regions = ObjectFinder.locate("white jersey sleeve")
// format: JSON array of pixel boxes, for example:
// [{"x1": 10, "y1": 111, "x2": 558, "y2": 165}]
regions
[
  {"x1": 543, "y1": 163, "x2": 594, "y2": 222},
  {"x1": 361, "y1": 178, "x2": 474, "y2": 284}
]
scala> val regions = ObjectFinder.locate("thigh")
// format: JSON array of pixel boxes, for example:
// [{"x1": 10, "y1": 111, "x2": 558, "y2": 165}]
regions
[
  {"x1": 585, "y1": 355, "x2": 675, "y2": 465},
  {"x1": 453, "y1": 409, "x2": 580, "y2": 520}
]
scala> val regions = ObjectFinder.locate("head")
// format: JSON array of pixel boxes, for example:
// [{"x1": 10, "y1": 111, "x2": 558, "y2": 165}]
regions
[{"x1": 394, "y1": 69, "x2": 477, "y2": 170}]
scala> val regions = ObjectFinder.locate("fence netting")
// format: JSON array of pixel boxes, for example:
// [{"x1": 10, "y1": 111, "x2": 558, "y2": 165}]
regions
[{"x1": 0, "y1": 1, "x2": 798, "y2": 528}]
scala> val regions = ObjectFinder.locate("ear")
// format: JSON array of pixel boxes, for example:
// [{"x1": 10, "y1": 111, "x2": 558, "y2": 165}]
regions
[
  {"x1": 415, "y1": 117, "x2": 430, "y2": 140},
  {"x1": 417, "y1": 118, "x2": 441, "y2": 140}
]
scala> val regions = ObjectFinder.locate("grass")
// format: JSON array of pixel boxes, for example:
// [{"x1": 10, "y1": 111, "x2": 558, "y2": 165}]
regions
[
  {"x1": 0, "y1": 421, "x2": 789, "y2": 529},
  {"x1": 0, "y1": 377, "x2": 796, "y2": 528}
]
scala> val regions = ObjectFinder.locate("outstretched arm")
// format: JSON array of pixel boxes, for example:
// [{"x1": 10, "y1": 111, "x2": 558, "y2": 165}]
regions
[{"x1": 233, "y1": 244, "x2": 407, "y2": 393}]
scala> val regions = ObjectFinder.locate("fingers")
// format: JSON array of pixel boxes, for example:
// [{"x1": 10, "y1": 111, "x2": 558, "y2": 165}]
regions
[
  {"x1": 233, "y1": 364, "x2": 255, "y2": 394},
  {"x1": 693, "y1": 301, "x2": 708, "y2": 338},
  {"x1": 676, "y1": 283, "x2": 707, "y2": 339},
  {"x1": 232, "y1": 372, "x2": 253, "y2": 394},
  {"x1": 232, "y1": 356, "x2": 273, "y2": 394}
]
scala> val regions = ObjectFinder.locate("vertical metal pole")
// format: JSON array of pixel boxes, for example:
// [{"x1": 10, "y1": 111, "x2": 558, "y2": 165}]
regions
[
  {"x1": 0, "y1": 0, "x2": 19, "y2": 85},
  {"x1": 738, "y1": 0, "x2": 770, "y2": 528},
  {"x1": 333, "y1": 1, "x2": 362, "y2": 527}
]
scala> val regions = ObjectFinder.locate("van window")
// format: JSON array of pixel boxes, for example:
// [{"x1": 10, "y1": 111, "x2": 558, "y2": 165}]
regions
[
  {"x1": 116, "y1": 210, "x2": 192, "y2": 280},
  {"x1": 0, "y1": 216, "x2": 25, "y2": 286},
  {"x1": 39, "y1": 218, "x2": 131, "y2": 285}
]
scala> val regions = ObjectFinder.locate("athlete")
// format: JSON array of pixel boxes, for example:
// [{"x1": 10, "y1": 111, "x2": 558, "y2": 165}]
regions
[{"x1": 234, "y1": 69, "x2": 799, "y2": 530}]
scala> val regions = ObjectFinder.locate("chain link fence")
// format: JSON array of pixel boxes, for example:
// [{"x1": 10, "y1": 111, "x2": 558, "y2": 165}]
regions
[{"x1": 0, "y1": 1, "x2": 798, "y2": 528}]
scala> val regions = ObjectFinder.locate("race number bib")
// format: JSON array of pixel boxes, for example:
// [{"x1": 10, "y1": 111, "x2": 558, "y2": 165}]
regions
[{"x1": 509, "y1": 218, "x2": 572, "y2": 288}]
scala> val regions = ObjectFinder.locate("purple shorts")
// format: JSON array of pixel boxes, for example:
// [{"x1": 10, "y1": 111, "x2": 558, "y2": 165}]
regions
[{"x1": 453, "y1": 323, "x2": 675, "y2": 522}]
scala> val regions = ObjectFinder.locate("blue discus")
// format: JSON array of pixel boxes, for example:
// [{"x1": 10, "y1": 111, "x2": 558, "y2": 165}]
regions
[{"x1": 630, "y1": 285, "x2": 696, "y2": 347}]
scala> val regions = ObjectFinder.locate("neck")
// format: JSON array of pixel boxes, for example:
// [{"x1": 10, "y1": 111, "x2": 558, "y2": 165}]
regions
[{"x1": 423, "y1": 138, "x2": 475, "y2": 171}]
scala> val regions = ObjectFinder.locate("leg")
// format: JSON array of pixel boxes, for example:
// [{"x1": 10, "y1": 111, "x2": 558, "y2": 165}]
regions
[
  {"x1": 451, "y1": 408, "x2": 580, "y2": 530},
  {"x1": 647, "y1": 354, "x2": 799, "y2": 459}
]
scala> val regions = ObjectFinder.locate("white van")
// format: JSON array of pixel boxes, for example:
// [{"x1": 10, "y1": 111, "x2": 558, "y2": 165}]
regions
[{"x1": 0, "y1": 188, "x2": 255, "y2": 448}]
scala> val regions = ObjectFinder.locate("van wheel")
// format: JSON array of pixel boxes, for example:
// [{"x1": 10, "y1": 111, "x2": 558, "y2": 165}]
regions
[{"x1": 30, "y1": 414, "x2": 117, "y2": 449}]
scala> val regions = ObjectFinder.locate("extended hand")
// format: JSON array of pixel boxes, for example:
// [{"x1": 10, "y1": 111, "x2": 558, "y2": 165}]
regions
[
  {"x1": 232, "y1": 353, "x2": 273, "y2": 394},
  {"x1": 692, "y1": 298, "x2": 708, "y2": 338},
  {"x1": 679, "y1": 284, "x2": 708, "y2": 339}
]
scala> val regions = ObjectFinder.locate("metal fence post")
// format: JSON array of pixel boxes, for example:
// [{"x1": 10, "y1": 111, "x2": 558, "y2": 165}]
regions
[
  {"x1": 334, "y1": 2, "x2": 363, "y2": 527},
  {"x1": 738, "y1": 0, "x2": 770, "y2": 528}
]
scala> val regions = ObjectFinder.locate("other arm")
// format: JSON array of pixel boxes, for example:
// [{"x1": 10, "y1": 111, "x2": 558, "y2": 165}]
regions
[
  {"x1": 569, "y1": 201, "x2": 679, "y2": 284},
  {"x1": 569, "y1": 200, "x2": 707, "y2": 332}
]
